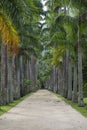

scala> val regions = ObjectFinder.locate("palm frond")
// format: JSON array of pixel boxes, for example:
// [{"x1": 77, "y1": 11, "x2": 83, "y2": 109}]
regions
[{"x1": 0, "y1": 10, "x2": 20, "y2": 55}]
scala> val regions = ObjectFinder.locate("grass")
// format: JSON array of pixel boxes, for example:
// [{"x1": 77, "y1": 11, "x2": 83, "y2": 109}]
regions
[
  {"x1": 51, "y1": 91, "x2": 87, "y2": 118},
  {"x1": 84, "y1": 98, "x2": 87, "y2": 104},
  {"x1": 0, "y1": 92, "x2": 33, "y2": 116}
]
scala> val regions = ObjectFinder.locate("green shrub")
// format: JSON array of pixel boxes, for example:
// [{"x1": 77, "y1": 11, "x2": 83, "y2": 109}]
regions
[
  {"x1": 36, "y1": 80, "x2": 41, "y2": 88},
  {"x1": 83, "y1": 83, "x2": 87, "y2": 97},
  {"x1": 24, "y1": 80, "x2": 32, "y2": 88}
]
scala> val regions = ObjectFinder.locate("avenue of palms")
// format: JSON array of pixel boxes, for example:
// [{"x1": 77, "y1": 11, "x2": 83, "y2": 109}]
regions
[{"x1": 0, "y1": 0, "x2": 87, "y2": 128}]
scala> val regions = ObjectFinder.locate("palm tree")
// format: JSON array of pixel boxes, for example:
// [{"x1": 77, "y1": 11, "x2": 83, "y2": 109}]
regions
[
  {"x1": 77, "y1": 21, "x2": 84, "y2": 106},
  {"x1": 0, "y1": 0, "x2": 43, "y2": 105},
  {"x1": 43, "y1": 0, "x2": 87, "y2": 107},
  {"x1": 0, "y1": 10, "x2": 19, "y2": 105}
]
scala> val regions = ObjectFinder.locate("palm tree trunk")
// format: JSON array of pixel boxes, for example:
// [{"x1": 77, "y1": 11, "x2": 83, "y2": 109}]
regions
[
  {"x1": 67, "y1": 57, "x2": 72, "y2": 100},
  {"x1": 57, "y1": 67, "x2": 60, "y2": 93},
  {"x1": 72, "y1": 62, "x2": 78, "y2": 103},
  {"x1": 19, "y1": 55, "x2": 24, "y2": 96},
  {"x1": 53, "y1": 66, "x2": 56, "y2": 92},
  {"x1": 64, "y1": 49, "x2": 69, "y2": 98},
  {"x1": 56, "y1": 67, "x2": 58, "y2": 93},
  {"x1": 12, "y1": 55, "x2": 20, "y2": 99},
  {"x1": 30, "y1": 55, "x2": 37, "y2": 91},
  {"x1": 7, "y1": 54, "x2": 13, "y2": 103},
  {"x1": 16, "y1": 56, "x2": 21, "y2": 98},
  {"x1": 78, "y1": 24, "x2": 84, "y2": 106},
  {"x1": 12, "y1": 55, "x2": 16, "y2": 99},
  {"x1": 58, "y1": 67, "x2": 61, "y2": 94},
  {"x1": 63, "y1": 54, "x2": 67, "y2": 97},
  {"x1": 26, "y1": 59, "x2": 30, "y2": 93},
  {"x1": 1, "y1": 44, "x2": 8, "y2": 105}
]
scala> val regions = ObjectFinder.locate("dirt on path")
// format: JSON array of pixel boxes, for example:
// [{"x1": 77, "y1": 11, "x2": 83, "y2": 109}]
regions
[{"x1": 0, "y1": 90, "x2": 87, "y2": 130}]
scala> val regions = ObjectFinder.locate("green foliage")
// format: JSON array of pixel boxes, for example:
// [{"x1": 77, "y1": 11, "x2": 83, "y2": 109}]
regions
[
  {"x1": 52, "y1": 45, "x2": 66, "y2": 66},
  {"x1": 83, "y1": 42, "x2": 87, "y2": 86},
  {"x1": 36, "y1": 80, "x2": 41, "y2": 88},
  {"x1": 83, "y1": 83, "x2": 87, "y2": 97},
  {"x1": 24, "y1": 80, "x2": 32, "y2": 88},
  {"x1": 71, "y1": 0, "x2": 87, "y2": 13},
  {"x1": 0, "y1": 0, "x2": 43, "y2": 57},
  {"x1": 84, "y1": 98, "x2": 87, "y2": 104},
  {"x1": 41, "y1": 0, "x2": 87, "y2": 108},
  {"x1": 38, "y1": 52, "x2": 53, "y2": 84},
  {"x1": 42, "y1": 0, "x2": 87, "y2": 73}
]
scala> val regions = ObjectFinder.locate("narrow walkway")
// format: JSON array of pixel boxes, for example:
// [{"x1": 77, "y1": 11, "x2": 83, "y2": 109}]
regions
[{"x1": 0, "y1": 90, "x2": 87, "y2": 130}]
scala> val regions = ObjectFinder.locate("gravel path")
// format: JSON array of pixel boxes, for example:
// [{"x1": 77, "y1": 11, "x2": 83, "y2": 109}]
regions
[{"x1": 0, "y1": 90, "x2": 87, "y2": 130}]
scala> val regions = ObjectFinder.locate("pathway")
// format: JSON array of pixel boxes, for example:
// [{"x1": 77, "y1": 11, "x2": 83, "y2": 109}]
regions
[{"x1": 0, "y1": 90, "x2": 87, "y2": 130}]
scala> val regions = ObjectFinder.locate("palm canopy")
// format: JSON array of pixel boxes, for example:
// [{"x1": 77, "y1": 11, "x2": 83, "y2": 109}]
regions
[
  {"x1": 0, "y1": 9, "x2": 19, "y2": 55},
  {"x1": 0, "y1": 0, "x2": 43, "y2": 55}
]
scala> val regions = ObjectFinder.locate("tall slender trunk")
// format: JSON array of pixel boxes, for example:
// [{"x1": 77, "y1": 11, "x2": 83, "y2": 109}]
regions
[
  {"x1": 12, "y1": 56, "x2": 20, "y2": 99},
  {"x1": 53, "y1": 66, "x2": 56, "y2": 92},
  {"x1": 30, "y1": 55, "x2": 37, "y2": 91},
  {"x1": 72, "y1": 62, "x2": 78, "y2": 103},
  {"x1": 58, "y1": 67, "x2": 61, "y2": 94},
  {"x1": 58, "y1": 66, "x2": 62, "y2": 95},
  {"x1": 26, "y1": 59, "x2": 30, "y2": 93},
  {"x1": 26, "y1": 60, "x2": 30, "y2": 80},
  {"x1": 61, "y1": 64, "x2": 65, "y2": 96},
  {"x1": 67, "y1": 57, "x2": 72, "y2": 100},
  {"x1": 55, "y1": 67, "x2": 58, "y2": 93},
  {"x1": 63, "y1": 54, "x2": 67, "y2": 97},
  {"x1": 19, "y1": 56, "x2": 24, "y2": 96},
  {"x1": 56, "y1": 67, "x2": 58, "y2": 93},
  {"x1": 51, "y1": 67, "x2": 55, "y2": 91},
  {"x1": 7, "y1": 54, "x2": 13, "y2": 103},
  {"x1": 28, "y1": 60, "x2": 32, "y2": 92},
  {"x1": 1, "y1": 44, "x2": 8, "y2": 105},
  {"x1": 16, "y1": 56, "x2": 21, "y2": 98},
  {"x1": 12, "y1": 55, "x2": 16, "y2": 99},
  {"x1": 78, "y1": 24, "x2": 84, "y2": 106},
  {"x1": 57, "y1": 67, "x2": 60, "y2": 93},
  {"x1": 64, "y1": 49, "x2": 69, "y2": 98}
]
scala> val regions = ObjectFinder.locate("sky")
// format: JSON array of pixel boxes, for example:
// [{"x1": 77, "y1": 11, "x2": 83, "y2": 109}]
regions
[
  {"x1": 41, "y1": 0, "x2": 47, "y2": 11},
  {"x1": 40, "y1": 0, "x2": 47, "y2": 24}
]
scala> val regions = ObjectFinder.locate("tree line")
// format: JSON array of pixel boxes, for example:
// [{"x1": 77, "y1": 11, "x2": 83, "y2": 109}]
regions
[
  {"x1": 0, "y1": 0, "x2": 43, "y2": 105},
  {"x1": 40, "y1": 0, "x2": 87, "y2": 107}
]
